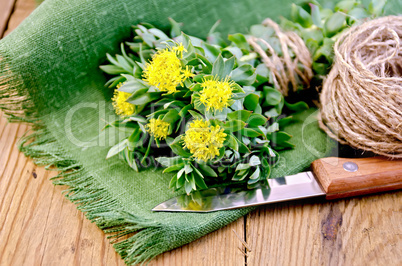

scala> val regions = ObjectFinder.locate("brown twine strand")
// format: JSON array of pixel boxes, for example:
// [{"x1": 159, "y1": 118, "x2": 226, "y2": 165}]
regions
[
  {"x1": 319, "y1": 16, "x2": 402, "y2": 158},
  {"x1": 247, "y1": 18, "x2": 313, "y2": 96}
]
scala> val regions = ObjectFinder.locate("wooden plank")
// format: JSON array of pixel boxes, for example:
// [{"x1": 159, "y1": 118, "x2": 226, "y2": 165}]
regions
[
  {"x1": 3, "y1": 0, "x2": 36, "y2": 37},
  {"x1": 0, "y1": 112, "x2": 124, "y2": 265},
  {"x1": 246, "y1": 192, "x2": 402, "y2": 265},
  {"x1": 0, "y1": 1, "x2": 245, "y2": 265},
  {"x1": 0, "y1": 0, "x2": 15, "y2": 37},
  {"x1": 150, "y1": 218, "x2": 245, "y2": 266}
]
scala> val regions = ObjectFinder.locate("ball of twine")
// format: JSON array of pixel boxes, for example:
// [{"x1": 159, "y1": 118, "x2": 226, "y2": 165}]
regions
[
  {"x1": 247, "y1": 18, "x2": 313, "y2": 96},
  {"x1": 319, "y1": 16, "x2": 402, "y2": 158}
]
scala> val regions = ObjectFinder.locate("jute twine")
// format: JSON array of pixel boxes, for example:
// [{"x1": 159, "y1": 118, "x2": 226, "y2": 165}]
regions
[
  {"x1": 319, "y1": 16, "x2": 402, "y2": 158},
  {"x1": 247, "y1": 18, "x2": 313, "y2": 96}
]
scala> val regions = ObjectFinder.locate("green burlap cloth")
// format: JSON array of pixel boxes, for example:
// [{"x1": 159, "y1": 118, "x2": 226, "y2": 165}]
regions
[{"x1": 0, "y1": 0, "x2": 400, "y2": 264}]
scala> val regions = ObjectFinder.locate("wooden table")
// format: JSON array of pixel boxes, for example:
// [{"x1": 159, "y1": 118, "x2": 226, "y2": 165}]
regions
[{"x1": 0, "y1": 1, "x2": 401, "y2": 265}]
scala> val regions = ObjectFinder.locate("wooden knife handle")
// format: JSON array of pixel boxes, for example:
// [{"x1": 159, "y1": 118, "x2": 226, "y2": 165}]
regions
[{"x1": 311, "y1": 157, "x2": 402, "y2": 199}]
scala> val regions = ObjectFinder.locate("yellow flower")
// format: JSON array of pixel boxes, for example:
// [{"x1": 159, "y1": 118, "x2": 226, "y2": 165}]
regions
[
  {"x1": 146, "y1": 118, "x2": 170, "y2": 140},
  {"x1": 182, "y1": 119, "x2": 227, "y2": 162},
  {"x1": 142, "y1": 43, "x2": 192, "y2": 94},
  {"x1": 112, "y1": 85, "x2": 135, "y2": 117},
  {"x1": 199, "y1": 77, "x2": 234, "y2": 112},
  {"x1": 182, "y1": 65, "x2": 195, "y2": 79},
  {"x1": 172, "y1": 43, "x2": 187, "y2": 58}
]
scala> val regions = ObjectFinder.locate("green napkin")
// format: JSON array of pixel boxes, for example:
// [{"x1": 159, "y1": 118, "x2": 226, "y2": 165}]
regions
[{"x1": 1, "y1": 0, "x2": 400, "y2": 264}]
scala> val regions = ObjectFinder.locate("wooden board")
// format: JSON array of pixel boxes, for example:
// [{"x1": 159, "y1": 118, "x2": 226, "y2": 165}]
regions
[
  {"x1": 0, "y1": 0, "x2": 15, "y2": 37},
  {"x1": 0, "y1": 1, "x2": 401, "y2": 265}
]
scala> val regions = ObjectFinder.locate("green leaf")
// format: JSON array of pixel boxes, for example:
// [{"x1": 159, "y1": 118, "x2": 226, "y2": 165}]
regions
[
  {"x1": 273, "y1": 131, "x2": 292, "y2": 142},
  {"x1": 195, "y1": 54, "x2": 213, "y2": 74},
  {"x1": 232, "y1": 169, "x2": 249, "y2": 181},
  {"x1": 267, "y1": 122, "x2": 279, "y2": 133},
  {"x1": 193, "y1": 74, "x2": 206, "y2": 83},
  {"x1": 264, "y1": 87, "x2": 282, "y2": 106},
  {"x1": 155, "y1": 156, "x2": 183, "y2": 167},
  {"x1": 202, "y1": 42, "x2": 221, "y2": 63},
  {"x1": 99, "y1": 65, "x2": 125, "y2": 75},
  {"x1": 105, "y1": 76, "x2": 126, "y2": 88},
  {"x1": 127, "y1": 91, "x2": 160, "y2": 105},
  {"x1": 188, "y1": 110, "x2": 204, "y2": 120},
  {"x1": 221, "y1": 56, "x2": 235, "y2": 78},
  {"x1": 244, "y1": 93, "x2": 259, "y2": 111},
  {"x1": 231, "y1": 83, "x2": 245, "y2": 94},
  {"x1": 285, "y1": 101, "x2": 309, "y2": 112},
  {"x1": 211, "y1": 54, "x2": 225, "y2": 77},
  {"x1": 223, "y1": 120, "x2": 246, "y2": 132},
  {"x1": 278, "y1": 117, "x2": 292, "y2": 127},
  {"x1": 249, "y1": 167, "x2": 260, "y2": 180},
  {"x1": 291, "y1": 3, "x2": 313, "y2": 28},
  {"x1": 180, "y1": 33, "x2": 196, "y2": 61},
  {"x1": 227, "y1": 110, "x2": 252, "y2": 121},
  {"x1": 189, "y1": 173, "x2": 197, "y2": 190},
  {"x1": 241, "y1": 128, "x2": 263, "y2": 137},
  {"x1": 254, "y1": 104, "x2": 262, "y2": 115},
  {"x1": 106, "y1": 140, "x2": 128, "y2": 159},
  {"x1": 118, "y1": 80, "x2": 148, "y2": 94},
  {"x1": 116, "y1": 54, "x2": 134, "y2": 73},
  {"x1": 127, "y1": 115, "x2": 147, "y2": 123},
  {"x1": 193, "y1": 173, "x2": 208, "y2": 189},
  {"x1": 226, "y1": 134, "x2": 239, "y2": 151},
  {"x1": 223, "y1": 46, "x2": 243, "y2": 59},
  {"x1": 106, "y1": 53, "x2": 120, "y2": 67},
  {"x1": 163, "y1": 163, "x2": 185, "y2": 173},
  {"x1": 335, "y1": 0, "x2": 357, "y2": 12},
  {"x1": 198, "y1": 163, "x2": 217, "y2": 177},
  {"x1": 169, "y1": 176, "x2": 177, "y2": 189},
  {"x1": 313, "y1": 37, "x2": 334, "y2": 62},
  {"x1": 177, "y1": 174, "x2": 185, "y2": 189},
  {"x1": 179, "y1": 104, "x2": 193, "y2": 117},
  {"x1": 247, "y1": 113, "x2": 267, "y2": 127},
  {"x1": 162, "y1": 109, "x2": 180, "y2": 124},
  {"x1": 168, "y1": 17, "x2": 182, "y2": 37},
  {"x1": 233, "y1": 135, "x2": 250, "y2": 153},
  {"x1": 141, "y1": 136, "x2": 152, "y2": 164},
  {"x1": 228, "y1": 33, "x2": 250, "y2": 51},
  {"x1": 230, "y1": 64, "x2": 256, "y2": 86},
  {"x1": 167, "y1": 137, "x2": 192, "y2": 158},
  {"x1": 324, "y1": 12, "x2": 346, "y2": 38},
  {"x1": 189, "y1": 83, "x2": 202, "y2": 92},
  {"x1": 185, "y1": 176, "x2": 193, "y2": 194},
  {"x1": 310, "y1": 4, "x2": 322, "y2": 28},
  {"x1": 347, "y1": 8, "x2": 370, "y2": 23},
  {"x1": 369, "y1": 0, "x2": 387, "y2": 16},
  {"x1": 127, "y1": 127, "x2": 142, "y2": 149},
  {"x1": 184, "y1": 164, "x2": 193, "y2": 174},
  {"x1": 249, "y1": 155, "x2": 261, "y2": 166},
  {"x1": 236, "y1": 163, "x2": 250, "y2": 171}
]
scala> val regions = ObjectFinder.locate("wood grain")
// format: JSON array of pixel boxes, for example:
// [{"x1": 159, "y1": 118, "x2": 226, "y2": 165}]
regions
[
  {"x1": 3, "y1": 0, "x2": 36, "y2": 37},
  {"x1": 0, "y1": 0, "x2": 15, "y2": 37},
  {"x1": 246, "y1": 192, "x2": 402, "y2": 266},
  {"x1": 1, "y1": 1, "x2": 402, "y2": 266},
  {"x1": 312, "y1": 157, "x2": 402, "y2": 199}
]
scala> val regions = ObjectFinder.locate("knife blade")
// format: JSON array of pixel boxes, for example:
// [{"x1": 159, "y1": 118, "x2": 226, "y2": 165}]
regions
[{"x1": 152, "y1": 156, "x2": 402, "y2": 212}]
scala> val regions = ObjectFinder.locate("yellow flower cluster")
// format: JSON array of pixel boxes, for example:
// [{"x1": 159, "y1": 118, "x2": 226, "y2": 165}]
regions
[
  {"x1": 146, "y1": 118, "x2": 170, "y2": 140},
  {"x1": 112, "y1": 84, "x2": 135, "y2": 117},
  {"x1": 142, "y1": 43, "x2": 193, "y2": 94},
  {"x1": 199, "y1": 77, "x2": 234, "y2": 111},
  {"x1": 182, "y1": 119, "x2": 227, "y2": 162}
]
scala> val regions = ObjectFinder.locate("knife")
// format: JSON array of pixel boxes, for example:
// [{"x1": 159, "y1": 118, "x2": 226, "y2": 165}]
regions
[{"x1": 152, "y1": 157, "x2": 402, "y2": 212}]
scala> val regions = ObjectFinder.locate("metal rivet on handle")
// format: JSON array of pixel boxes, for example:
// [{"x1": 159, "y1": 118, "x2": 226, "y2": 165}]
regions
[{"x1": 343, "y1": 162, "x2": 358, "y2": 172}]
